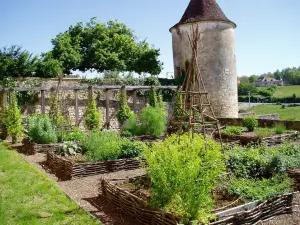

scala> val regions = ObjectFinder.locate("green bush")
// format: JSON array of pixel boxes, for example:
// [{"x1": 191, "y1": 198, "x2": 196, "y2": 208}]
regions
[
  {"x1": 243, "y1": 116, "x2": 258, "y2": 132},
  {"x1": 82, "y1": 130, "x2": 143, "y2": 161},
  {"x1": 228, "y1": 174, "x2": 292, "y2": 202},
  {"x1": 83, "y1": 131, "x2": 121, "y2": 161},
  {"x1": 139, "y1": 106, "x2": 167, "y2": 137},
  {"x1": 221, "y1": 126, "x2": 243, "y2": 136},
  {"x1": 122, "y1": 114, "x2": 140, "y2": 136},
  {"x1": 56, "y1": 141, "x2": 82, "y2": 156},
  {"x1": 57, "y1": 127, "x2": 85, "y2": 143},
  {"x1": 274, "y1": 124, "x2": 286, "y2": 134},
  {"x1": 226, "y1": 143, "x2": 300, "y2": 179},
  {"x1": 27, "y1": 115, "x2": 57, "y2": 144},
  {"x1": 119, "y1": 139, "x2": 146, "y2": 159},
  {"x1": 143, "y1": 133, "x2": 225, "y2": 224},
  {"x1": 122, "y1": 106, "x2": 167, "y2": 137},
  {"x1": 116, "y1": 87, "x2": 133, "y2": 125},
  {"x1": 84, "y1": 97, "x2": 102, "y2": 131},
  {"x1": 3, "y1": 94, "x2": 23, "y2": 143}
]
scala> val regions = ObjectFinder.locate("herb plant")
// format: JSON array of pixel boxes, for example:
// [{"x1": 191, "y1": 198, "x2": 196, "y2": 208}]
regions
[
  {"x1": 221, "y1": 126, "x2": 243, "y2": 136},
  {"x1": 143, "y1": 133, "x2": 225, "y2": 224},
  {"x1": 27, "y1": 114, "x2": 57, "y2": 144},
  {"x1": 274, "y1": 124, "x2": 286, "y2": 134},
  {"x1": 56, "y1": 141, "x2": 82, "y2": 156},
  {"x1": 228, "y1": 174, "x2": 292, "y2": 202}
]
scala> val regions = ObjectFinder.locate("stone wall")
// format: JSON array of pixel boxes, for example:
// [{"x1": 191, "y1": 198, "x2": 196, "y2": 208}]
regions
[{"x1": 19, "y1": 78, "x2": 151, "y2": 130}]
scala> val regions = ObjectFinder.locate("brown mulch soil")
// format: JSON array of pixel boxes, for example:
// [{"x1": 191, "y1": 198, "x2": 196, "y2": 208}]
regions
[{"x1": 7, "y1": 141, "x2": 300, "y2": 225}]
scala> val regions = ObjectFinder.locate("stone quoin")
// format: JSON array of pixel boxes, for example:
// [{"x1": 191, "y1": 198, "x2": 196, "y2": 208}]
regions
[{"x1": 170, "y1": 0, "x2": 238, "y2": 118}]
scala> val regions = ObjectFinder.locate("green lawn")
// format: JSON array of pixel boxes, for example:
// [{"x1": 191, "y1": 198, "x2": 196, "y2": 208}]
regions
[
  {"x1": 249, "y1": 104, "x2": 300, "y2": 121},
  {"x1": 257, "y1": 85, "x2": 300, "y2": 98},
  {"x1": 0, "y1": 143, "x2": 101, "y2": 225}
]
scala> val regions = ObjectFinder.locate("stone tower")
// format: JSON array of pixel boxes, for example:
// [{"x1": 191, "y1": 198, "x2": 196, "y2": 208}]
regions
[{"x1": 170, "y1": 0, "x2": 238, "y2": 118}]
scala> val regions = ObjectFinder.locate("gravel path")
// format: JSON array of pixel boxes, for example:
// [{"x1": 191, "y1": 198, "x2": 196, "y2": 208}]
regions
[{"x1": 14, "y1": 146, "x2": 300, "y2": 225}]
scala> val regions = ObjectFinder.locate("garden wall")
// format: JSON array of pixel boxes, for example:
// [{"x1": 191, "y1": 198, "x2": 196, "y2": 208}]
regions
[
  {"x1": 218, "y1": 118, "x2": 300, "y2": 131},
  {"x1": 9, "y1": 78, "x2": 175, "y2": 130}
]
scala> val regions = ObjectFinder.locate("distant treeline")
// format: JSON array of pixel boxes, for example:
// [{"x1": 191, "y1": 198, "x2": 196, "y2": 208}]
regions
[{"x1": 239, "y1": 66, "x2": 300, "y2": 85}]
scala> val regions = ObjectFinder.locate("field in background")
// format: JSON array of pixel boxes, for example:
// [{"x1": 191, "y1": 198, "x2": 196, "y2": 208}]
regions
[
  {"x1": 249, "y1": 104, "x2": 300, "y2": 121},
  {"x1": 257, "y1": 85, "x2": 300, "y2": 98}
]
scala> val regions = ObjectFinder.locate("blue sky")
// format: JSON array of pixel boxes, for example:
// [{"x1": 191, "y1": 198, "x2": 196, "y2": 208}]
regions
[{"x1": 1, "y1": 0, "x2": 299, "y2": 77}]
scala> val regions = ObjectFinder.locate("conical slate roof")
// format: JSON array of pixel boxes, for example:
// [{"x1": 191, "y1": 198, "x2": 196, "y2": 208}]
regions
[{"x1": 171, "y1": 0, "x2": 236, "y2": 30}]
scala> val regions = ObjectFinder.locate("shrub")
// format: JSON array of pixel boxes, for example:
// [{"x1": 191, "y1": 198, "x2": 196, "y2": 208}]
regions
[
  {"x1": 243, "y1": 116, "x2": 258, "y2": 132},
  {"x1": 3, "y1": 93, "x2": 23, "y2": 143},
  {"x1": 122, "y1": 106, "x2": 167, "y2": 137},
  {"x1": 84, "y1": 96, "x2": 102, "y2": 131},
  {"x1": 228, "y1": 174, "x2": 292, "y2": 202},
  {"x1": 139, "y1": 106, "x2": 167, "y2": 137},
  {"x1": 149, "y1": 86, "x2": 158, "y2": 107},
  {"x1": 274, "y1": 124, "x2": 286, "y2": 134},
  {"x1": 27, "y1": 115, "x2": 57, "y2": 144},
  {"x1": 56, "y1": 141, "x2": 82, "y2": 156},
  {"x1": 143, "y1": 133, "x2": 225, "y2": 224},
  {"x1": 119, "y1": 139, "x2": 146, "y2": 159},
  {"x1": 57, "y1": 127, "x2": 85, "y2": 143},
  {"x1": 221, "y1": 126, "x2": 243, "y2": 136},
  {"x1": 116, "y1": 86, "x2": 133, "y2": 125},
  {"x1": 226, "y1": 143, "x2": 300, "y2": 179},
  {"x1": 82, "y1": 131, "x2": 121, "y2": 161},
  {"x1": 122, "y1": 114, "x2": 140, "y2": 136}
]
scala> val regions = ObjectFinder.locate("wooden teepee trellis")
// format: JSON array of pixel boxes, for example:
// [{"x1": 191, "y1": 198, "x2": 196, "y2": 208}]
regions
[{"x1": 168, "y1": 25, "x2": 222, "y2": 142}]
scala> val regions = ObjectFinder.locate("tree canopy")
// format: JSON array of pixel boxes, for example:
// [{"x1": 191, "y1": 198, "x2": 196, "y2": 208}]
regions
[
  {"x1": 0, "y1": 45, "x2": 38, "y2": 78},
  {"x1": 50, "y1": 18, "x2": 163, "y2": 75}
]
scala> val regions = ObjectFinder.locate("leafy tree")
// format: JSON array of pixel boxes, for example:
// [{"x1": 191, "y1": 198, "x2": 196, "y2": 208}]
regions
[
  {"x1": 35, "y1": 52, "x2": 63, "y2": 77},
  {"x1": 249, "y1": 75, "x2": 259, "y2": 83},
  {"x1": 238, "y1": 83, "x2": 258, "y2": 95},
  {"x1": 50, "y1": 18, "x2": 163, "y2": 75},
  {"x1": 238, "y1": 76, "x2": 250, "y2": 84},
  {"x1": 0, "y1": 45, "x2": 38, "y2": 78}
]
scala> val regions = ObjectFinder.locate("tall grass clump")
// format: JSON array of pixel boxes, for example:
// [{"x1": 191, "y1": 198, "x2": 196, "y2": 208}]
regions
[
  {"x1": 143, "y1": 133, "x2": 225, "y2": 224},
  {"x1": 274, "y1": 124, "x2": 286, "y2": 134}
]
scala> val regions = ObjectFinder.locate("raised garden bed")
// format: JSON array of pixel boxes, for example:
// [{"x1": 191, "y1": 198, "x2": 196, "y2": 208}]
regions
[
  {"x1": 99, "y1": 178, "x2": 296, "y2": 225},
  {"x1": 220, "y1": 131, "x2": 298, "y2": 145},
  {"x1": 46, "y1": 151, "x2": 143, "y2": 180},
  {"x1": 22, "y1": 138, "x2": 61, "y2": 155}
]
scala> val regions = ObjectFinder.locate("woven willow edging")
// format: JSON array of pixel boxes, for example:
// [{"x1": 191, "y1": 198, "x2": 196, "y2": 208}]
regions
[
  {"x1": 100, "y1": 179, "x2": 179, "y2": 225},
  {"x1": 100, "y1": 179, "x2": 296, "y2": 225},
  {"x1": 46, "y1": 151, "x2": 143, "y2": 180},
  {"x1": 22, "y1": 139, "x2": 61, "y2": 155}
]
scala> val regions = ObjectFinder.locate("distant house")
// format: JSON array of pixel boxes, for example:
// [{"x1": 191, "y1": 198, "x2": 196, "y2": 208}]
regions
[{"x1": 253, "y1": 77, "x2": 283, "y2": 87}]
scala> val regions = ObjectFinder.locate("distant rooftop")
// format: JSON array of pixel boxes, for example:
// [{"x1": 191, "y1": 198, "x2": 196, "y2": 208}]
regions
[{"x1": 171, "y1": 0, "x2": 236, "y2": 30}]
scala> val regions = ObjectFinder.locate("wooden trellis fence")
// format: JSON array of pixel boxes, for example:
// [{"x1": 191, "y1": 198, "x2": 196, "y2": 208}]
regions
[{"x1": 0, "y1": 85, "x2": 177, "y2": 129}]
